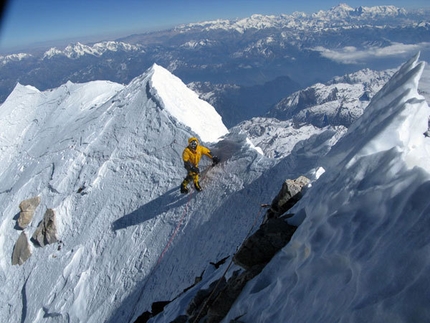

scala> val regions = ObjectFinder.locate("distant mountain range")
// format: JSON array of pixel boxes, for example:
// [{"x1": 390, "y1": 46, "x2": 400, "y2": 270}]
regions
[
  {"x1": 1, "y1": 45, "x2": 429, "y2": 323},
  {"x1": 267, "y1": 68, "x2": 397, "y2": 127},
  {"x1": 1, "y1": 4, "x2": 429, "y2": 126}
]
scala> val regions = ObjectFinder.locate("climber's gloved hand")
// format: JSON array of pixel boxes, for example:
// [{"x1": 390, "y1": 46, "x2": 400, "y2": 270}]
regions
[{"x1": 212, "y1": 156, "x2": 220, "y2": 166}]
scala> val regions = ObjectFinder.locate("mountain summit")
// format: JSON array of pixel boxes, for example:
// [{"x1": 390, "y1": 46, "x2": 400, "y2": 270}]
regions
[
  {"x1": 1, "y1": 54, "x2": 430, "y2": 323},
  {"x1": 0, "y1": 64, "x2": 234, "y2": 322}
]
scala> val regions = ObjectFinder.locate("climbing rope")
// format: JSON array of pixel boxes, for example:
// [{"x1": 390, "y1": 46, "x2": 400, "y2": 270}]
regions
[
  {"x1": 156, "y1": 192, "x2": 192, "y2": 265},
  {"x1": 129, "y1": 190, "x2": 193, "y2": 322}
]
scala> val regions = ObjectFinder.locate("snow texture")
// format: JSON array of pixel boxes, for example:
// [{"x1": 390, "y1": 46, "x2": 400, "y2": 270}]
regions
[
  {"x1": 222, "y1": 53, "x2": 430, "y2": 323},
  {"x1": 0, "y1": 52, "x2": 429, "y2": 323}
]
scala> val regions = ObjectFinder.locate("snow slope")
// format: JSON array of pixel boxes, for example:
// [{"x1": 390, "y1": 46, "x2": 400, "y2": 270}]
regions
[
  {"x1": 1, "y1": 52, "x2": 429, "y2": 323},
  {"x1": 0, "y1": 64, "x2": 236, "y2": 323},
  {"x1": 149, "y1": 64, "x2": 228, "y2": 143},
  {"x1": 221, "y1": 54, "x2": 430, "y2": 322}
]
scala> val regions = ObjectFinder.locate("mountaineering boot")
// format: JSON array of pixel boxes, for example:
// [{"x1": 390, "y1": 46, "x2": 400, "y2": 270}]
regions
[
  {"x1": 180, "y1": 181, "x2": 189, "y2": 194},
  {"x1": 194, "y1": 182, "x2": 202, "y2": 192}
]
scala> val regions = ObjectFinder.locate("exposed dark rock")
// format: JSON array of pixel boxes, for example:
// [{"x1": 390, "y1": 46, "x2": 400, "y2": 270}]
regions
[
  {"x1": 263, "y1": 175, "x2": 310, "y2": 223},
  {"x1": 182, "y1": 270, "x2": 205, "y2": 294},
  {"x1": 152, "y1": 301, "x2": 170, "y2": 316},
  {"x1": 145, "y1": 176, "x2": 309, "y2": 323},
  {"x1": 233, "y1": 218, "x2": 297, "y2": 270},
  {"x1": 171, "y1": 315, "x2": 188, "y2": 323},
  {"x1": 206, "y1": 265, "x2": 265, "y2": 323},
  {"x1": 187, "y1": 278, "x2": 227, "y2": 320},
  {"x1": 210, "y1": 256, "x2": 229, "y2": 269},
  {"x1": 133, "y1": 301, "x2": 170, "y2": 323},
  {"x1": 134, "y1": 311, "x2": 151, "y2": 323},
  {"x1": 32, "y1": 208, "x2": 58, "y2": 247}
]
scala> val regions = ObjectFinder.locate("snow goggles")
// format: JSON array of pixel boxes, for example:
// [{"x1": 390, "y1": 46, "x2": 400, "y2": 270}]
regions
[{"x1": 189, "y1": 140, "x2": 197, "y2": 149}]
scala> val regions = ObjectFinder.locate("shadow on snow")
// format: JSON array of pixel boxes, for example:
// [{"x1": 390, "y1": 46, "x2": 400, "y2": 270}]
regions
[{"x1": 111, "y1": 187, "x2": 191, "y2": 231}]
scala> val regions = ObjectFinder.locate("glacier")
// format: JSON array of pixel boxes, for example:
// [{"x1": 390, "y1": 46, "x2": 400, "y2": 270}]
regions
[{"x1": 0, "y1": 52, "x2": 429, "y2": 323}]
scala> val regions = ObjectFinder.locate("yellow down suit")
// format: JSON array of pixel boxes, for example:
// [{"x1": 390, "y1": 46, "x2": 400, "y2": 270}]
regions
[{"x1": 181, "y1": 137, "x2": 214, "y2": 192}]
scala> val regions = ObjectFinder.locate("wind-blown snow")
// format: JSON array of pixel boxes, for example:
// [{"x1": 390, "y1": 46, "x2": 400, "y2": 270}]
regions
[
  {"x1": 0, "y1": 64, "x2": 236, "y2": 323},
  {"x1": 0, "y1": 53, "x2": 429, "y2": 323},
  {"x1": 148, "y1": 63, "x2": 228, "y2": 143},
  {"x1": 222, "y1": 54, "x2": 430, "y2": 322}
]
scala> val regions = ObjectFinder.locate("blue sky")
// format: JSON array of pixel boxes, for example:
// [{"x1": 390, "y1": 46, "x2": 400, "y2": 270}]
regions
[{"x1": 0, "y1": 0, "x2": 429, "y2": 52}]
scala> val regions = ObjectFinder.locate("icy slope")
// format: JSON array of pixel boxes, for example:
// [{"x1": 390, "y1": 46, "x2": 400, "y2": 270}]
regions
[
  {"x1": 223, "y1": 55, "x2": 430, "y2": 322},
  {"x1": 0, "y1": 64, "x2": 235, "y2": 323}
]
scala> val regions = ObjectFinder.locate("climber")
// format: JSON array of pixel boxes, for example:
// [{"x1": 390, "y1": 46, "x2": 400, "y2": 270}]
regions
[{"x1": 181, "y1": 137, "x2": 219, "y2": 193}]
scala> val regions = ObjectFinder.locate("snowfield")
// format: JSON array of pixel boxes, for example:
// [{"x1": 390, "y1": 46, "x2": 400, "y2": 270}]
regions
[{"x1": 0, "y1": 52, "x2": 429, "y2": 323}]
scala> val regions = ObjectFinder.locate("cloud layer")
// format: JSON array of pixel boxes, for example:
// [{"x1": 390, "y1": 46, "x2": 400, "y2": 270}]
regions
[{"x1": 313, "y1": 42, "x2": 430, "y2": 64}]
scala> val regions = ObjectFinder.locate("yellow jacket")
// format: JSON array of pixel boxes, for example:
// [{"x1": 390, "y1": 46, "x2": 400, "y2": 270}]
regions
[{"x1": 182, "y1": 137, "x2": 212, "y2": 167}]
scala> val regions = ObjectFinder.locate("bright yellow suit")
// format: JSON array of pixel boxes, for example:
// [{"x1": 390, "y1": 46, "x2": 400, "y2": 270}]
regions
[
  {"x1": 181, "y1": 137, "x2": 213, "y2": 191},
  {"x1": 182, "y1": 144, "x2": 212, "y2": 168}
]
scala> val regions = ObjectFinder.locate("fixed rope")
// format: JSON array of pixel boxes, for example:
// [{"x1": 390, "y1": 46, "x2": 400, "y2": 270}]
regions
[
  {"x1": 129, "y1": 191, "x2": 193, "y2": 322},
  {"x1": 156, "y1": 192, "x2": 192, "y2": 265}
]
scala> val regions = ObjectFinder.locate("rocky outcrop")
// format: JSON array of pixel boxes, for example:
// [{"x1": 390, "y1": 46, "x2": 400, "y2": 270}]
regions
[
  {"x1": 135, "y1": 301, "x2": 171, "y2": 323},
  {"x1": 263, "y1": 175, "x2": 310, "y2": 222},
  {"x1": 205, "y1": 265, "x2": 265, "y2": 323},
  {"x1": 12, "y1": 231, "x2": 32, "y2": 265},
  {"x1": 160, "y1": 176, "x2": 310, "y2": 323},
  {"x1": 179, "y1": 216, "x2": 298, "y2": 323},
  {"x1": 32, "y1": 208, "x2": 58, "y2": 247},
  {"x1": 17, "y1": 196, "x2": 41, "y2": 229},
  {"x1": 233, "y1": 218, "x2": 297, "y2": 270}
]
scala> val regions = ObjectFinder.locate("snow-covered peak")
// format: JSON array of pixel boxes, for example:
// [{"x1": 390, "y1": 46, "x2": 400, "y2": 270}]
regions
[
  {"x1": 314, "y1": 3, "x2": 406, "y2": 20},
  {"x1": 329, "y1": 53, "x2": 429, "y2": 171},
  {"x1": 335, "y1": 3, "x2": 354, "y2": 11},
  {"x1": 43, "y1": 47, "x2": 63, "y2": 58},
  {"x1": 43, "y1": 41, "x2": 143, "y2": 59},
  {"x1": 147, "y1": 63, "x2": 228, "y2": 143},
  {"x1": 222, "y1": 54, "x2": 430, "y2": 323},
  {"x1": 313, "y1": 3, "x2": 355, "y2": 19},
  {"x1": 356, "y1": 4, "x2": 407, "y2": 17},
  {"x1": 268, "y1": 67, "x2": 396, "y2": 127},
  {"x1": 0, "y1": 53, "x2": 33, "y2": 65},
  {"x1": 177, "y1": 4, "x2": 413, "y2": 34},
  {"x1": 0, "y1": 60, "x2": 267, "y2": 323},
  {"x1": 1, "y1": 51, "x2": 430, "y2": 323}
]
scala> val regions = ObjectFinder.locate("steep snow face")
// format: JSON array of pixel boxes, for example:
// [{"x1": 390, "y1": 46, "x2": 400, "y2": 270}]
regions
[
  {"x1": 223, "y1": 55, "x2": 430, "y2": 322},
  {"x1": 148, "y1": 63, "x2": 228, "y2": 143},
  {"x1": 0, "y1": 80, "x2": 124, "y2": 169},
  {"x1": 2, "y1": 52, "x2": 429, "y2": 323},
  {"x1": 0, "y1": 65, "x2": 237, "y2": 323}
]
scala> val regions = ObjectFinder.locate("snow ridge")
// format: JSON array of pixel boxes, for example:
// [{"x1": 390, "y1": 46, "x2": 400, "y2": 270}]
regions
[
  {"x1": 222, "y1": 54, "x2": 430, "y2": 323},
  {"x1": 1, "y1": 54, "x2": 430, "y2": 323},
  {"x1": 43, "y1": 41, "x2": 143, "y2": 59},
  {"x1": 178, "y1": 4, "x2": 411, "y2": 33},
  {"x1": 0, "y1": 65, "x2": 232, "y2": 323},
  {"x1": 148, "y1": 63, "x2": 228, "y2": 143},
  {"x1": 268, "y1": 68, "x2": 396, "y2": 127}
]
